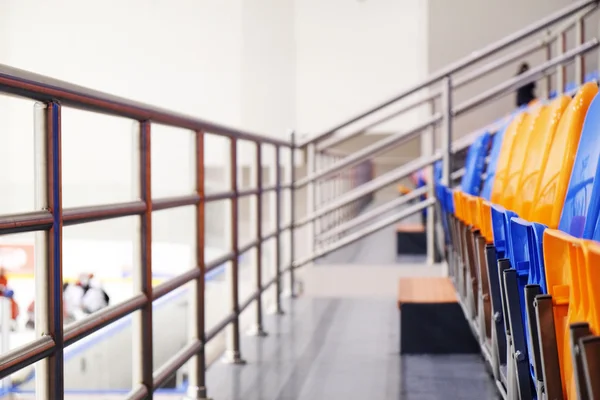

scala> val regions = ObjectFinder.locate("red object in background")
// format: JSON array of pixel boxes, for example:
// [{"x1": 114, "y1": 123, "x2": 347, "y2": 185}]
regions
[{"x1": 10, "y1": 298, "x2": 19, "y2": 320}]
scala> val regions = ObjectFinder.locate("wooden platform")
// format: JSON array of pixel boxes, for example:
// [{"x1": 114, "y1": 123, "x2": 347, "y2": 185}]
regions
[
  {"x1": 397, "y1": 277, "x2": 457, "y2": 308},
  {"x1": 396, "y1": 223, "x2": 425, "y2": 233},
  {"x1": 398, "y1": 277, "x2": 479, "y2": 355}
]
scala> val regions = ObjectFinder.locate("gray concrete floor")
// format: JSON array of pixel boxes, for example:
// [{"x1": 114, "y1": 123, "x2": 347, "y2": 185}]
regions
[
  {"x1": 206, "y1": 294, "x2": 497, "y2": 400},
  {"x1": 203, "y1": 197, "x2": 496, "y2": 400}
]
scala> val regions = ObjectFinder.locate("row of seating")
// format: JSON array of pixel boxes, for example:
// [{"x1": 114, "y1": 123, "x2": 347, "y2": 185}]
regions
[{"x1": 435, "y1": 76, "x2": 600, "y2": 400}]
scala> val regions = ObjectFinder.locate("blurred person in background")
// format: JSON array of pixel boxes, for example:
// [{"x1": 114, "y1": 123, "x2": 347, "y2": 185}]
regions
[
  {"x1": 516, "y1": 62, "x2": 536, "y2": 107},
  {"x1": 81, "y1": 275, "x2": 110, "y2": 314},
  {"x1": 0, "y1": 267, "x2": 19, "y2": 329}
]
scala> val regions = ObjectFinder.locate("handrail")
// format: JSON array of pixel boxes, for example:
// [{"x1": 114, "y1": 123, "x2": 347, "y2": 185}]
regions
[
  {"x1": 455, "y1": 39, "x2": 599, "y2": 116},
  {"x1": 296, "y1": 113, "x2": 443, "y2": 188},
  {"x1": 0, "y1": 64, "x2": 290, "y2": 147},
  {"x1": 298, "y1": 0, "x2": 597, "y2": 148},
  {"x1": 316, "y1": 90, "x2": 437, "y2": 151},
  {"x1": 297, "y1": 40, "x2": 597, "y2": 189},
  {"x1": 314, "y1": 36, "x2": 545, "y2": 152},
  {"x1": 294, "y1": 198, "x2": 436, "y2": 268},
  {"x1": 296, "y1": 153, "x2": 442, "y2": 227},
  {"x1": 317, "y1": 185, "x2": 429, "y2": 240}
]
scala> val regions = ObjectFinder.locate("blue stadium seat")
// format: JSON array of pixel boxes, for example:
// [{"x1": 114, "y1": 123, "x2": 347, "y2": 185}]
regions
[
  {"x1": 461, "y1": 132, "x2": 492, "y2": 195},
  {"x1": 506, "y1": 83, "x2": 599, "y2": 387},
  {"x1": 480, "y1": 123, "x2": 508, "y2": 201}
]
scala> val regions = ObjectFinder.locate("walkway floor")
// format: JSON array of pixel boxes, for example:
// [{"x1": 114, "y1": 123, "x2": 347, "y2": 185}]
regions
[
  {"x1": 206, "y1": 198, "x2": 497, "y2": 400},
  {"x1": 206, "y1": 295, "x2": 497, "y2": 400}
]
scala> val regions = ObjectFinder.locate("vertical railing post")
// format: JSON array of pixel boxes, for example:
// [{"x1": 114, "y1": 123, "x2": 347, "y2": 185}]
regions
[
  {"x1": 272, "y1": 146, "x2": 284, "y2": 315},
  {"x1": 334, "y1": 156, "x2": 341, "y2": 237},
  {"x1": 0, "y1": 298, "x2": 10, "y2": 391},
  {"x1": 250, "y1": 142, "x2": 268, "y2": 336},
  {"x1": 314, "y1": 148, "x2": 321, "y2": 251},
  {"x1": 441, "y1": 77, "x2": 452, "y2": 273},
  {"x1": 576, "y1": 17, "x2": 585, "y2": 85},
  {"x1": 306, "y1": 142, "x2": 316, "y2": 259},
  {"x1": 224, "y1": 138, "x2": 246, "y2": 364},
  {"x1": 545, "y1": 31, "x2": 553, "y2": 97},
  {"x1": 289, "y1": 133, "x2": 297, "y2": 297},
  {"x1": 557, "y1": 31, "x2": 566, "y2": 93},
  {"x1": 33, "y1": 103, "x2": 49, "y2": 397},
  {"x1": 423, "y1": 98, "x2": 435, "y2": 265},
  {"x1": 185, "y1": 130, "x2": 210, "y2": 400},
  {"x1": 43, "y1": 102, "x2": 64, "y2": 399},
  {"x1": 135, "y1": 120, "x2": 154, "y2": 398},
  {"x1": 441, "y1": 77, "x2": 453, "y2": 187}
]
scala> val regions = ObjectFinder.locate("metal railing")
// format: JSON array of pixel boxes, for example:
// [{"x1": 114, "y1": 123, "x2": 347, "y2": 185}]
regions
[
  {"x1": 0, "y1": 1, "x2": 597, "y2": 399},
  {"x1": 0, "y1": 64, "x2": 303, "y2": 400},
  {"x1": 295, "y1": 0, "x2": 600, "y2": 267}
]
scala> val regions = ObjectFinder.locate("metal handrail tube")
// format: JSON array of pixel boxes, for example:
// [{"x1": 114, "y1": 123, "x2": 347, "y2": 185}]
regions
[
  {"x1": 315, "y1": 38, "x2": 543, "y2": 152},
  {"x1": 152, "y1": 269, "x2": 202, "y2": 301},
  {"x1": 205, "y1": 312, "x2": 236, "y2": 343},
  {"x1": 206, "y1": 251, "x2": 235, "y2": 272},
  {"x1": 451, "y1": 167, "x2": 466, "y2": 181},
  {"x1": 238, "y1": 187, "x2": 261, "y2": 197},
  {"x1": 296, "y1": 153, "x2": 441, "y2": 227},
  {"x1": 261, "y1": 222, "x2": 292, "y2": 242},
  {"x1": 239, "y1": 238, "x2": 260, "y2": 255},
  {"x1": 204, "y1": 191, "x2": 236, "y2": 202},
  {"x1": 153, "y1": 340, "x2": 203, "y2": 389},
  {"x1": 455, "y1": 39, "x2": 599, "y2": 116},
  {"x1": 153, "y1": 194, "x2": 199, "y2": 211},
  {"x1": 295, "y1": 198, "x2": 435, "y2": 268},
  {"x1": 263, "y1": 183, "x2": 292, "y2": 192},
  {"x1": 0, "y1": 210, "x2": 53, "y2": 235},
  {"x1": 316, "y1": 92, "x2": 439, "y2": 151},
  {"x1": 452, "y1": 39, "x2": 547, "y2": 89},
  {"x1": 124, "y1": 384, "x2": 149, "y2": 400},
  {"x1": 238, "y1": 289, "x2": 261, "y2": 314},
  {"x1": 0, "y1": 335, "x2": 55, "y2": 380},
  {"x1": 0, "y1": 64, "x2": 290, "y2": 148},
  {"x1": 63, "y1": 200, "x2": 146, "y2": 225},
  {"x1": 450, "y1": 119, "x2": 506, "y2": 153},
  {"x1": 296, "y1": 113, "x2": 442, "y2": 188},
  {"x1": 451, "y1": 3, "x2": 596, "y2": 90},
  {"x1": 298, "y1": 0, "x2": 596, "y2": 148},
  {"x1": 63, "y1": 293, "x2": 147, "y2": 347},
  {"x1": 315, "y1": 13, "x2": 589, "y2": 153},
  {"x1": 317, "y1": 186, "x2": 428, "y2": 240}
]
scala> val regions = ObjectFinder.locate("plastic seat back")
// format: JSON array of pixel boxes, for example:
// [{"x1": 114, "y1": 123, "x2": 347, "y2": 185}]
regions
[
  {"x1": 509, "y1": 83, "x2": 598, "y2": 291},
  {"x1": 460, "y1": 133, "x2": 491, "y2": 195},
  {"x1": 434, "y1": 160, "x2": 442, "y2": 183},
  {"x1": 582, "y1": 240, "x2": 600, "y2": 334},
  {"x1": 543, "y1": 229, "x2": 580, "y2": 398},
  {"x1": 529, "y1": 83, "x2": 598, "y2": 228},
  {"x1": 489, "y1": 113, "x2": 528, "y2": 204},
  {"x1": 480, "y1": 200, "x2": 493, "y2": 241},
  {"x1": 513, "y1": 96, "x2": 570, "y2": 219},
  {"x1": 480, "y1": 124, "x2": 508, "y2": 200},
  {"x1": 558, "y1": 93, "x2": 600, "y2": 238},
  {"x1": 500, "y1": 105, "x2": 549, "y2": 211}
]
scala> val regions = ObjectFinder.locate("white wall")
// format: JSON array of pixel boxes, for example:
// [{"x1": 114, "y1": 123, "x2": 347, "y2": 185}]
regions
[
  {"x1": 294, "y1": 0, "x2": 430, "y2": 137},
  {"x1": 427, "y1": 0, "x2": 585, "y2": 139},
  {"x1": 0, "y1": 0, "x2": 588, "y2": 241}
]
